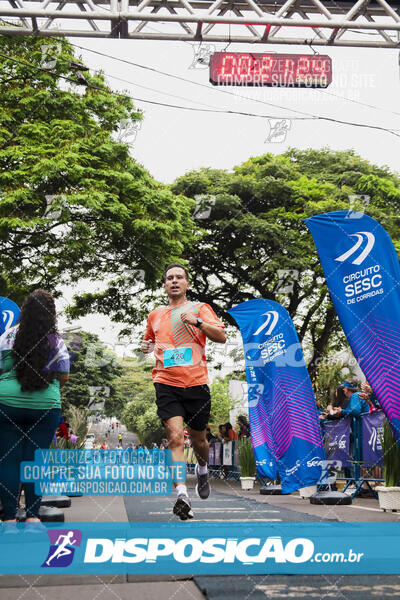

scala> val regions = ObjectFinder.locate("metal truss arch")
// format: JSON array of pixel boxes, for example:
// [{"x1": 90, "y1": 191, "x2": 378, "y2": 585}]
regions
[{"x1": 1, "y1": 0, "x2": 400, "y2": 47}]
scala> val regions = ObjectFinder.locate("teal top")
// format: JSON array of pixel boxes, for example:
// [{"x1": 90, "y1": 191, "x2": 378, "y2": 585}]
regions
[{"x1": 0, "y1": 326, "x2": 70, "y2": 410}]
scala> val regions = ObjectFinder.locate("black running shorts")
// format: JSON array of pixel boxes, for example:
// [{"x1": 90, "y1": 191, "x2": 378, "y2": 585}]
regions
[{"x1": 154, "y1": 382, "x2": 211, "y2": 432}]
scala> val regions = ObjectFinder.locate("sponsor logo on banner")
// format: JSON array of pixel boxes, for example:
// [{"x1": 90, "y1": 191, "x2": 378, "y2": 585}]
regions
[
  {"x1": 3, "y1": 522, "x2": 393, "y2": 574},
  {"x1": 253, "y1": 310, "x2": 279, "y2": 336},
  {"x1": 0, "y1": 297, "x2": 20, "y2": 335},
  {"x1": 256, "y1": 457, "x2": 275, "y2": 467},
  {"x1": 368, "y1": 427, "x2": 381, "y2": 452},
  {"x1": 333, "y1": 434, "x2": 347, "y2": 450},
  {"x1": 254, "y1": 312, "x2": 287, "y2": 365},
  {"x1": 333, "y1": 234, "x2": 383, "y2": 306},
  {"x1": 332, "y1": 230, "x2": 383, "y2": 307},
  {"x1": 285, "y1": 461, "x2": 301, "y2": 476},
  {"x1": 335, "y1": 231, "x2": 375, "y2": 265},
  {"x1": 83, "y1": 536, "x2": 315, "y2": 565},
  {"x1": 2, "y1": 309, "x2": 14, "y2": 330},
  {"x1": 307, "y1": 456, "x2": 324, "y2": 468},
  {"x1": 42, "y1": 529, "x2": 82, "y2": 568}
]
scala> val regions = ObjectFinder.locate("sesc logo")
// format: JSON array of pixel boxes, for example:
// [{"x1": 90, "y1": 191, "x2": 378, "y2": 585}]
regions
[
  {"x1": 335, "y1": 232, "x2": 375, "y2": 266},
  {"x1": 84, "y1": 536, "x2": 314, "y2": 565},
  {"x1": 2, "y1": 310, "x2": 14, "y2": 331},
  {"x1": 253, "y1": 311, "x2": 279, "y2": 337}
]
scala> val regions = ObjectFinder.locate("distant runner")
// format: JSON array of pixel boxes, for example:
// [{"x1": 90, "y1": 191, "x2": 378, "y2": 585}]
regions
[{"x1": 141, "y1": 263, "x2": 226, "y2": 520}]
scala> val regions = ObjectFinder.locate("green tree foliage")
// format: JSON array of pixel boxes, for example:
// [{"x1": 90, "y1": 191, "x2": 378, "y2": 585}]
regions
[
  {"x1": 114, "y1": 357, "x2": 154, "y2": 404},
  {"x1": 134, "y1": 404, "x2": 164, "y2": 447},
  {"x1": 314, "y1": 357, "x2": 357, "y2": 409},
  {"x1": 171, "y1": 149, "x2": 400, "y2": 375},
  {"x1": 382, "y1": 419, "x2": 400, "y2": 487},
  {"x1": 209, "y1": 376, "x2": 235, "y2": 431},
  {"x1": 0, "y1": 34, "x2": 193, "y2": 322},
  {"x1": 62, "y1": 331, "x2": 123, "y2": 416},
  {"x1": 119, "y1": 358, "x2": 164, "y2": 445}
]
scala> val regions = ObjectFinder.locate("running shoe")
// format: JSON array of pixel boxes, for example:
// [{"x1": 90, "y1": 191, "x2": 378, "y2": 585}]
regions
[
  {"x1": 195, "y1": 464, "x2": 210, "y2": 500},
  {"x1": 25, "y1": 517, "x2": 46, "y2": 533},
  {"x1": 173, "y1": 494, "x2": 194, "y2": 521},
  {"x1": 1, "y1": 519, "x2": 18, "y2": 535}
]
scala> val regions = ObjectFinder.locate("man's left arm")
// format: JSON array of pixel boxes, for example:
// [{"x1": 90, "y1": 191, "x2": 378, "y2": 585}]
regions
[
  {"x1": 181, "y1": 306, "x2": 226, "y2": 344},
  {"x1": 197, "y1": 320, "x2": 226, "y2": 343}
]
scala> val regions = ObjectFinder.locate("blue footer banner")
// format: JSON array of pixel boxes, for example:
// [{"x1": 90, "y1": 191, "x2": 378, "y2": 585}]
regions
[
  {"x1": 228, "y1": 299, "x2": 325, "y2": 493},
  {"x1": 2, "y1": 522, "x2": 400, "y2": 574},
  {"x1": 305, "y1": 211, "x2": 400, "y2": 438}
]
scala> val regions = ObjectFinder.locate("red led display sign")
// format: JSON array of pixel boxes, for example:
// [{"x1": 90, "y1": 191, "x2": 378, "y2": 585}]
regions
[{"x1": 209, "y1": 52, "x2": 332, "y2": 87}]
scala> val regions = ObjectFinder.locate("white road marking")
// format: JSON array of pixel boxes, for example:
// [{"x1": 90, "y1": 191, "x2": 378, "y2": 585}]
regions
[
  {"x1": 292, "y1": 494, "x2": 385, "y2": 513},
  {"x1": 143, "y1": 498, "x2": 240, "y2": 502},
  {"x1": 191, "y1": 519, "x2": 283, "y2": 522},
  {"x1": 345, "y1": 504, "x2": 388, "y2": 513},
  {"x1": 149, "y1": 509, "x2": 280, "y2": 514}
]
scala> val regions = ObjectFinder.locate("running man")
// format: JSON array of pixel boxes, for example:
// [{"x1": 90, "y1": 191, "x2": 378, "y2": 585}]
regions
[
  {"x1": 141, "y1": 263, "x2": 226, "y2": 520},
  {"x1": 46, "y1": 531, "x2": 77, "y2": 566}
]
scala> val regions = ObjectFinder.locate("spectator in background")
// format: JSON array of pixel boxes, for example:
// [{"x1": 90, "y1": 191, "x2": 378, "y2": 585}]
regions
[
  {"x1": 0, "y1": 290, "x2": 70, "y2": 531},
  {"x1": 237, "y1": 415, "x2": 250, "y2": 439},
  {"x1": 206, "y1": 426, "x2": 218, "y2": 443},
  {"x1": 360, "y1": 381, "x2": 380, "y2": 411},
  {"x1": 224, "y1": 422, "x2": 238, "y2": 441},
  {"x1": 56, "y1": 417, "x2": 70, "y2": 440},
  {"x1": 218, "y1": 424, "x2": 226, "y2": 441},
  {"x1": 320, "y1": 386, "x2": 347, "y2": 421},
  {"x1": 330, "y1": 379, "x2": 369, "y2": 418}
]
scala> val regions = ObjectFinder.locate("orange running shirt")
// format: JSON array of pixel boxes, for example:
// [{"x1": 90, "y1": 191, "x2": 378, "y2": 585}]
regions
[{"x1": 144, "y1": 301, "x2": 225, "y2": 388}]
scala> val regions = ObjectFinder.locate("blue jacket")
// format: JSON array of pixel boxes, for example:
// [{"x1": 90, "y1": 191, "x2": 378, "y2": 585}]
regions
[{"x1": 341, "y1": 392, "x2": 369, "y2": 417}]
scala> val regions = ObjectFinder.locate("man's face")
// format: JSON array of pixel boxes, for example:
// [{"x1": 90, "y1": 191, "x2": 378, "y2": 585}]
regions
[{"x1": 164, "y1": 267, "x2": 189, "y2": 299}]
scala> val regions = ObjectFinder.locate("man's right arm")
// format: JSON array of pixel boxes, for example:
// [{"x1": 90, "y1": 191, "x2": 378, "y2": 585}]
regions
[{"x1": 141, "y1": 317, "x2": 155, "y2": 354}]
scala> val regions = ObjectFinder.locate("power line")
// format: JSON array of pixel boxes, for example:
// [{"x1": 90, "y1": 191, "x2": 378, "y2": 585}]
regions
[
  {"x1": 0, "y1": 50, "x2": 306, "y2": 119},
  {"x1": 1, "y1": 51, "x2": 400, "y2": 139},
  {"x1": 73, "y1": 42, "x2": 400, "y2": 123},
  {"x1": 106, "y1": 72, "x2": 238, "y2": 112},
  {"x1": 72, "y1": 43, "x2": 318, "y2": 119},
  {"x1": 103, "y1": 65, "x2": 400, "y2": 128}
]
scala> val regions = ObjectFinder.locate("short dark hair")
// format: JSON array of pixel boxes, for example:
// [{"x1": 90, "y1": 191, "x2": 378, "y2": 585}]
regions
[{"x1": 163, "y1": 263, "x2": 189, "y2": 282}]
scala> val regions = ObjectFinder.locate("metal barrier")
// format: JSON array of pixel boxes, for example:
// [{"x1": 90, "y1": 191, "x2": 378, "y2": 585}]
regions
[
  {"x1": 183, "y1": 413, "x2": 384, "y2": 494},
  {"x1": 185, "y1": 441, "x2": 240, "y2": 480},
  {"x1": 322, "y1": 410, "x2": 384, "y2": 497}
]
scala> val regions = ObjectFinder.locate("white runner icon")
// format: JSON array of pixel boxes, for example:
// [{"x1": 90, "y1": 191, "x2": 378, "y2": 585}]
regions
[{"x1": 46, "y1": 531, "x2": 77, "y2": 566}]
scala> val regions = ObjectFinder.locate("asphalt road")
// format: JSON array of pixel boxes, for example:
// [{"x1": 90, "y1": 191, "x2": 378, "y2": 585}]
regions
[
  {"x1": 90, "y1": 419, "x2": 139, "y2": 448},
  {"x1": 82, "y1": 421, "x2": 400, "y2": 599},
  {"x1": 123, "y1": 482, "x2": 332, "y2": 523}
]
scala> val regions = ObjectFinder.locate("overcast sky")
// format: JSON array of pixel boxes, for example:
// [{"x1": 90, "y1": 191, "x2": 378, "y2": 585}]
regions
[
  {"x1": 69, "y1": 40, "x2": 400, "y2": 183},
  {"x1": 57, "y1": 39, "x2": 400, "y2": 350}
]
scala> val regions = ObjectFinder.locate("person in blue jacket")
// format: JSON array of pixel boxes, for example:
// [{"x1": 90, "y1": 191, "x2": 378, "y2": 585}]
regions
[{"x1": 331, "y1": 379, "x2": 369, "y2": 418}]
